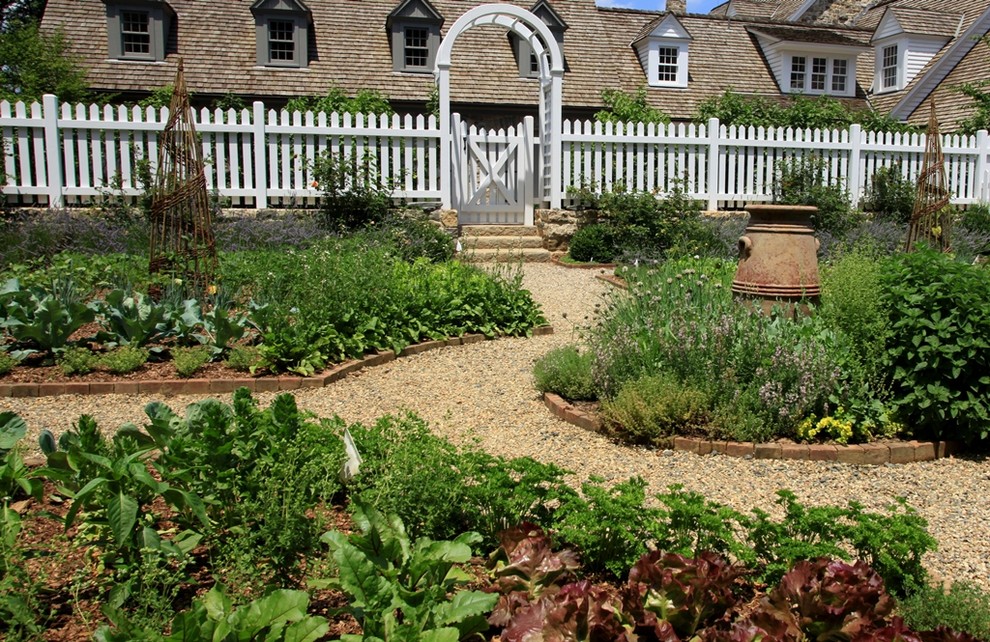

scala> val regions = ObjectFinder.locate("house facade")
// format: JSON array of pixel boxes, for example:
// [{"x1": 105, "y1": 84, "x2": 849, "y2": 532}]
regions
[{"x1": 38, "y1": 0, "x2": 990, "y2": 130}]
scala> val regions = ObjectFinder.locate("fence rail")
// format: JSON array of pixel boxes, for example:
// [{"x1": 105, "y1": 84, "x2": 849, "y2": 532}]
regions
[{"x1": 3, "y1": 95, "x2": 990, "y2": 211}]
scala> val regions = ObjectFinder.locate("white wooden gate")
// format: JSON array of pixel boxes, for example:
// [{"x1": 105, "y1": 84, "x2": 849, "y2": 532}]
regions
[{"x1": 452, "y1": 113, "x2": 535, "y2": 225}]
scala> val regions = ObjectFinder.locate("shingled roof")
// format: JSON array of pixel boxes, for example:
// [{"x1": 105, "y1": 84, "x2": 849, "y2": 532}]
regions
[{"x1": 38, "y1": 0, "x2": 986, "y2": 128}]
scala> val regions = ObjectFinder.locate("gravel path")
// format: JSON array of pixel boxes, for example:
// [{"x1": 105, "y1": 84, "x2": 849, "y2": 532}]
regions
[{"x1": 3, "y1": 263, "x2": 988, "y2": 591}]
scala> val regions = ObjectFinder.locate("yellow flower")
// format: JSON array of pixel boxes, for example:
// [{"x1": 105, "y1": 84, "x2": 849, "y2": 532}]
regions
[{"x1": 207, "y1": 284, "x2": 218, "y2": 295}]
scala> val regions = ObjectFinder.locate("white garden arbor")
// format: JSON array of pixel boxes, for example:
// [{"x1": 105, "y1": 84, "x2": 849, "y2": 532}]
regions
[{"x1": 435, "y1": 4, "x2": 564, "y2": 224}]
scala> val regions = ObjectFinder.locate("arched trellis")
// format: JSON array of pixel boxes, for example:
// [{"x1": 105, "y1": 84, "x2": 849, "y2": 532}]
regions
[{"x1": 435, "y1": 3, "x2": 565, "y2": 217}]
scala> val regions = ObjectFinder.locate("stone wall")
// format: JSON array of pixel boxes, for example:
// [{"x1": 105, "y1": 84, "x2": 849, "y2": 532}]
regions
[{"x1": 535, "y1": 208, "x2": 602, "y2": 251}]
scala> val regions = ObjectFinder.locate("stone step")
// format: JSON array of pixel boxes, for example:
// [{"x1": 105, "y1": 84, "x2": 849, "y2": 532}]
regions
[
  {"x1": 460, "y1": 235, "x2": 545, "y2": 249},
  {"x1": 460, "y1": 224, "x2": 540, "y2": 237},
  {"x1": 459, "y1": 247, "x2": 552, "y2": 263}
]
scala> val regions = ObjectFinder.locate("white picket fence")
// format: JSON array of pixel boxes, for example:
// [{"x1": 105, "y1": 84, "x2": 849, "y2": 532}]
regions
[
  {"x1": 3, "y1": 94, "x2": 990, "y2": 211},
  {"x1": 0, "y1": 95, "x2": 441, "y2": 208},
  {"x1": 561, "y1": 118, "x2": 990, "y2": 210}
]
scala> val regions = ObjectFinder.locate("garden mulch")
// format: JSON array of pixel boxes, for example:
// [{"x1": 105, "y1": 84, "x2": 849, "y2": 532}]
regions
[{"x1": 4, "y1": 263, "x2": 990, "y2": 600}]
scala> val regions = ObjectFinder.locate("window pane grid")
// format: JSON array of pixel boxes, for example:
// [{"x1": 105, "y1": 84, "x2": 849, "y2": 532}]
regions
[
  {"x1": 790, "y1": 56, "x2": 806, "y2": 91},
  {"x1": 404, "y1": 27, "x2": 429, "y2": 68},
  {"x1": 882, "y1": 45, "x2": 898, "y2": 89},
  {"x1": 121, "y1": 11, "x2": 150, "y2": 55},
  {"x1": 832, "y1": 59, "x2": 847, "y2": 92},
  {"x1": 657, "y1": 46, "x2": 679, "y2": 83},
  {"x1": 811, "y1": 57, "x2": 827, "y2": 91},
  {"x1": 269, "y1": 19, "x2": 295, "y2": 62}
]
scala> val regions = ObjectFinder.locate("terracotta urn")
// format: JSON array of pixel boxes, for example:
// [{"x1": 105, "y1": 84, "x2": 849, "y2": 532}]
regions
[{"x1": 731, "y1": 204, "x2": 821, "y2": 316}]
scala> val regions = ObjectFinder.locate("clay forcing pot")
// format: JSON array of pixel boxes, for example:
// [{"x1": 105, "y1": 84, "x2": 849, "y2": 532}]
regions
[{"x1": 732, "y1": 204, "x2": 821, "y2": 316}]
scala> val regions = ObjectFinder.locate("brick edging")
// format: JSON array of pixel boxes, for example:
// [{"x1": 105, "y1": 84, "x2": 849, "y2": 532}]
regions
[
  {"x1": 595, "y1": 274, "x2": 627, "y2": 289},
  {"x1": 542, "y1": 392, "x2": 959, "y2": 465},
  {"x1": 0, "y1": 325, "x2": 554, "y2": 398},
  {"x1": 550, "y1": 255, "x2": 617, "y2": 270}
]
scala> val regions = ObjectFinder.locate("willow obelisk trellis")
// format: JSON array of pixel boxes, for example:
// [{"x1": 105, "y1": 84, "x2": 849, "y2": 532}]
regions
[
  {"x1": 148, "y1": 59, "x2": 217, "y2": 288},
  {"x1": 905, "y1": 102, "x2": 951, "y2": 252}
]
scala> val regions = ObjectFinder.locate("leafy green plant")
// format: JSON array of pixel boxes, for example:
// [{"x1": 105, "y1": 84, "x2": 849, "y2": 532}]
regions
[
  {"x1": 224, "y1": 344, "x2": 265, "y2": 373},
  {"x1": 318, "y1": 500, "x2": 497, "y2": 641},
  {"x1": 1, "y1": 502, "x2": 46, "y2": 639},
  {"x1": 171, "y1": 345, "x2": 212, "y2": 377},
  {"x1": 864, "y1": 164, "x2": 916, "y2": 224},
  {"x1": 98, "y1": 289, "x2": 169, "y2": 347},
  {"x1": 595, "y1": 85, "x2": 670, "y2": 125},
  {"x1": 1, "y1": 277, "x2": 97, "y2": 355},
  {"x1": 1, "y1": 412, "x2": 42, "y2": 502},
  {"x1": 553, "y1": 476, "x2": 661, "y2": 578},
  {"x1": 532, "y1": 345, "x2": 597, "y2": 401},
  {"x1": 312, "y1": 150, "x2": 393, "y2": 232},
  {"x1": 898, "y1": 582, "x2": 990, "y2": 640},
  {"x1": 773, "y1": 155, "x2": 861, "y2": 237},
  {"x1": 601, "y1": 374, "x2": 710, "y2": 445},
  {"x1": 654, "y1": 485, "x2": 753, "y2": 565},
  {"x1": 58, "y1": 345, "x2": 99, "y2": 375},
  {"x1": 98, "y1": 345, "x2": 149, "y2": 373},
  {"x1": 94, "y1": 584, "x2": 329, "y2": 642},
  {"x1": 0, "y1": 351, "x2": 16, "y2": 375},
  {"x1": 881, "y1": 248, "x2": 990, "y2": 443}
]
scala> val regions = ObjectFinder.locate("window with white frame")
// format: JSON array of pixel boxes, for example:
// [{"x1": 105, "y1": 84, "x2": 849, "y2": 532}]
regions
[
  {"x1": 657, "y1": 46, "x2": 680, "y2": 84},
  {"x1": 881, "y1": 44, "x2": 899, "y2": 90},
  {"x1": 790, "y1": 56, "x2": 806, "y2": 90},
  {"x1": 788, "y1": 54, "x2": 853, "y2": 96}
]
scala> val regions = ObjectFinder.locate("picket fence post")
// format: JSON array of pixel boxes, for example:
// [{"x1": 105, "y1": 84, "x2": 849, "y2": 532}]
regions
[
  {"x1": 847, "y1": 124, "x2": 863, "y2": 208},
  {"x1": 706, "y1": 117, "x2": 720, "y2": 211},
  {"x1": 42, "y1": 94, "x2": 63, "y2": 208},
  {"x1": 252, "y1": 101, "x2": 267, "y2": 209},
  {"x1": 976, "y1": 129, "x2": 989, "y2": 202}
]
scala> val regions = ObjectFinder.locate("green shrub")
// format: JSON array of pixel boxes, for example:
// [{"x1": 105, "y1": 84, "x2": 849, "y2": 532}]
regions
[
  {"x1": 371, "y1": 216, "x2": 455, "y2": 263},
  {"x1": 224, "y1": 344, "x2": 264, "y2": 372},
  {"x1": 881, "y1": 248, "x2": 990, "y2": 443},
  {"x1": 863, "y1": 165, "x2": 915, "y2": 224},
  {"x1": 57, "y1": 346, "x2": 99, "y2": 375},
  {"x1": 898, "y1": 582, "x2": 990, "y2": 639},
  {"x1": 568, "y1": 223, "x2": 618, "y2": 263},
  {"x1": 98, "y1": 345, "x2": 149, "y2": 373},
  {"x1": 312, "y1": 151, "x2": 392, "y2": 232},
  {"x1": 773, "y1": 155, "x2": 861, "y2": 237},
  {"x1": 601, "y1": 374, "x2": 710, "y2": 445},
  {"x1": 532, "y1": 345, "x2": 597, "y2": 401},
  {"x1": 171, "y1": 345, "x2": 212, "y2": 378},
  {"x1": 0, "y1": 352, "x2": 16, "y2": 376}
]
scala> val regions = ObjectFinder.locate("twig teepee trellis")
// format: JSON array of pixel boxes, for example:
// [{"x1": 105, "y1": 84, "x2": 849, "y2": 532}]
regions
[
  {"x1": 905, "y1": 102, "x2": 951, "y2": 252},
  {"x1": 148, "y1": 59, "x2": 217, "y2": 288}
]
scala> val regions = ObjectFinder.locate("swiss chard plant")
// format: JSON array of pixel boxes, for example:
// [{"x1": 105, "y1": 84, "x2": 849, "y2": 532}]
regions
[{"x1": 317, "y1": 501, "x2": 497, "y2": 641}]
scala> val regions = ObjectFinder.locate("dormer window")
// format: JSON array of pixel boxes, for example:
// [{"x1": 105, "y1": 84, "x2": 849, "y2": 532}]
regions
[
  {"x1": 871, "y1": 8, "x2": 956, "y2": 94},
  {"x1": 105, "y1": 0, "x2": 173, "y2": 62},
  {"x1": 251, "y1": 0, "x2": 311, "y2": 69},
  {"x1": 632, "y1": 14, "x2": 692, "y2": 89},
  {"x1": 388, "y1": 0, "x2": 443, "y2": 74},
  {"x1": 749, "y1": 26, "x2": 866, "y2": 98},
  {"x1": 515, "y1": 1, "x2": 567, "y2": 79}
]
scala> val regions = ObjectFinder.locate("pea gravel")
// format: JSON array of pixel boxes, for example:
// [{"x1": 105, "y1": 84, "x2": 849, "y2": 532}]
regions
[{"x1": 3, "y1": 263, "x2": 988, "y2": 592}]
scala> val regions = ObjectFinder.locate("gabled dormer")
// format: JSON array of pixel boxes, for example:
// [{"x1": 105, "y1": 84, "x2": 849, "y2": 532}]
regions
[
  {"x1": 387, "y1": 0, "x2": 443, "y2": 74},
  {"x1": 103, "y1": 0, "x2": 174, "y2": 62},
  {"x1": 632, "y1": 13, "x2": 692, "y2": 89},
  {"x1": 514, "y1": 0, "x2": 567, "y2": 78},
  {"x1": 251, "y1": 0, "x2": 311, "y2": 68},
  {"x1": 748, "y1": 25, "x2": 868, "y2": 98},
  {"x1": 871, "y1": 7, "x2": 958, "y2": 93}
]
